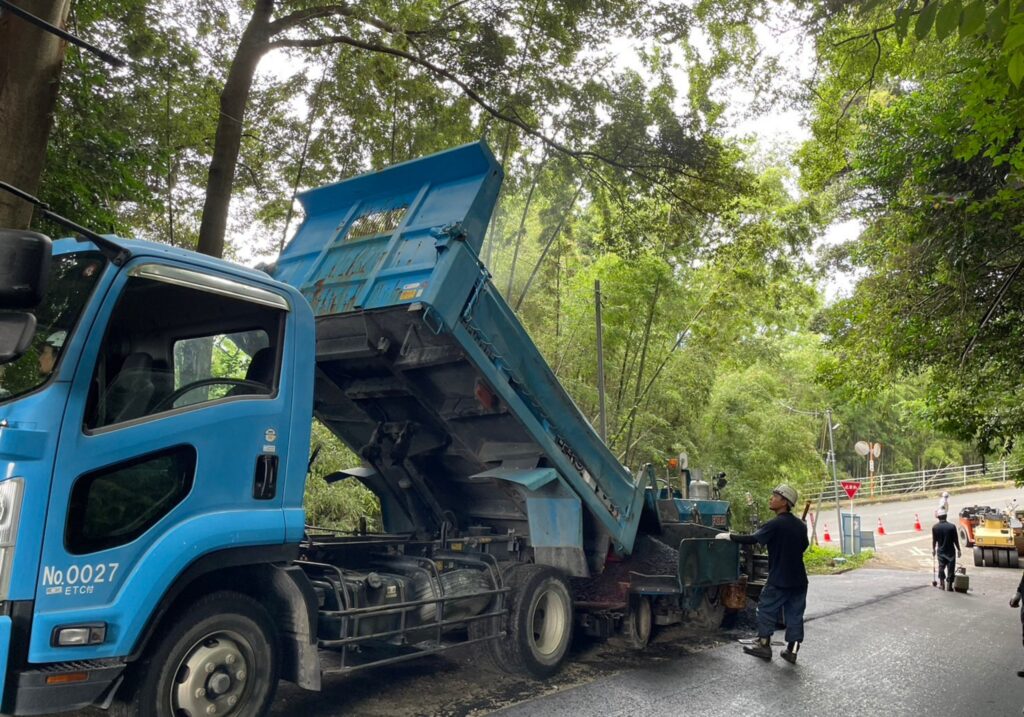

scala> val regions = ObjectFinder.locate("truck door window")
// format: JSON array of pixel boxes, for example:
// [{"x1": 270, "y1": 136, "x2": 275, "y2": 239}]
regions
[
  {"x1": 85, "y1": 267, "x2": 286, "y2": 429},
  {"x1": 169, "y1": 330, "x2": 274, "y2": 409},
  {"x1": 66, "y1": 445, "x2": 197, "y2": 554}
]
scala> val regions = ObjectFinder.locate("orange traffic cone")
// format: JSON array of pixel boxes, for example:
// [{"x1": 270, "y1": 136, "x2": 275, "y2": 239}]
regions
[
  {"x1": 914, "y1": 513, "x2": 922, "y2": 532},
  {"x1": 877, "y1": 517, "x2": 886, "y2": 536},
  {"x1": 823, "y1": 523, "x2": 832, "y2": 543}
]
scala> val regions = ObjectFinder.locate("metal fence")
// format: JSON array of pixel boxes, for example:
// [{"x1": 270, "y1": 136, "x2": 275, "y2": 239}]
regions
[{"x1": 816, "y1": 461, "x2": 1022, "y2": 504}]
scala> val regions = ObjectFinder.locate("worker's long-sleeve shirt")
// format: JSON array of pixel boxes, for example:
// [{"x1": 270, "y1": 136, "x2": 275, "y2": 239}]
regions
[
  {"x1": 931, "y1": 520, "x2": 960, "y2": 559},
  {"x1": 731, "y1": 512, "x2": 809, "y2": 589}
]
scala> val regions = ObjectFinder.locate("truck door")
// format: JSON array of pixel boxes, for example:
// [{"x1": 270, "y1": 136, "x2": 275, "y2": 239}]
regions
[{"x1": 30, "y1": 259, "x2": 299, "y2": 664}]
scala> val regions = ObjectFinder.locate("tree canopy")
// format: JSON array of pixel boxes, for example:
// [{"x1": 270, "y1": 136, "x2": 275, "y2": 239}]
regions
[{"x1": 2, "y1": 0, "x2": 1018, "y2": 527}]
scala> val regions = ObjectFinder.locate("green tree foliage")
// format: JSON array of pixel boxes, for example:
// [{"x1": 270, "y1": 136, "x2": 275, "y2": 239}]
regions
[
  {"x1": 305, "y1": 421, "x2": 381, "y2": 530},
  {"x1": 800, "y1": 1, "x2": 1024, "y2": 451},
  {"x1": 9, "y1": 0, "x2": 1000, "y2": 530}
]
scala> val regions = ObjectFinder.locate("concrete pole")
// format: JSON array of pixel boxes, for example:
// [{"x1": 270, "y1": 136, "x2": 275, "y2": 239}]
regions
[
  {"x1": 827, "y1": 408, "x2": 844, "y2": 554},
  {"x1": 594, "y1": 280, "x2": 607, "y2": 443}
]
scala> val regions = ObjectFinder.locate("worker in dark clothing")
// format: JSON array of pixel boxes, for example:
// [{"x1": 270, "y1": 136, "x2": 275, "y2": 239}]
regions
[
  {"x1": 716, "y1": 484, "x2": 808, "y2": 663},
  {"x1": 1011, "y1": 570, "x2": 1024, "y2": 677},
  {"x1": 931, "y1": 510, "x2": 961, "y2": 591}
]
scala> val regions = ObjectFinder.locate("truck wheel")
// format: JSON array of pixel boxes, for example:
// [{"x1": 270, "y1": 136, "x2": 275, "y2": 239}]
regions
[
  {"x1": 973, "y1": 547, "x2": 983, "y2": 566},
  {"x1": 491, "y1": 564, "x2": 573, "y2": 679},
  {"x1": 957, "y1": 525, "x2": 971, "y2": 547},
  {"x1": 983, "y1": 548, "x2": 995, "y2": 566},
  {"x1": 688, "y1": 586, "x2": 725, "y2": 631},
  {"x1": 998, "y1": 549, "x2": 1011, "y2": 568},
  {"x1": 617, "y1": 596, "x2": 652, "y2": 649},
  {"x1": 112, "y1": 591, "x2": 278, "y2": 717}
]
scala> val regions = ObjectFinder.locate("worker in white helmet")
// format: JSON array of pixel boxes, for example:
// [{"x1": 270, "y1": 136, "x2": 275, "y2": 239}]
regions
[
  {"x1": 38, "y1": 330, "x2": 66, "y2": 377},
  {"x1": 932, "y1": 509, "x2": 961, "y2": 591},
  {"x1": 716, "y1": 483, "x2": 808, "y2": 663}
]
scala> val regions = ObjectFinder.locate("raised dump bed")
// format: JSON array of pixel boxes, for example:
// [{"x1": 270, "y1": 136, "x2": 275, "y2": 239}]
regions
[{"x1": 274, "y1": 142, "x2": 646, "y2": 576}]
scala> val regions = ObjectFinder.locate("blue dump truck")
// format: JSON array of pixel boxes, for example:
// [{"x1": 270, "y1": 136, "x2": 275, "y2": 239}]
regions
[{"x1": 0, "y1": 142, "x2": 752, "y2": 716}]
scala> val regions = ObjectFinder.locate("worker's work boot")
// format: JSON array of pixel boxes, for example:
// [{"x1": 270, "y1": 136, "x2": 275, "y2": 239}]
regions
[
  {"x1": 743, "y1": 637, "x2": 772, "y2": 660},
  {"x1": 781, "y1": 641, "x2": 800, "y2": 664},
  {"x1": 946, "y1": 582, "x2": 954, "y2": 592}
]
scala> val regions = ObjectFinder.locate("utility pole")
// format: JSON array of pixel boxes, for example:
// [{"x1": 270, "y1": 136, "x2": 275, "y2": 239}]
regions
[
  {"x1": 826, "y1": 408, "x2": 844, "y2": 554},
  {"x1": 594, "y1": 280, "x2": 607, "y2": 442}
]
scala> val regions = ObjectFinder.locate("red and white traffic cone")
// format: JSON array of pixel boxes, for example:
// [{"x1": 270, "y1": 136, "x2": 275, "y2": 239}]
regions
[
  {"x1": 877, "y1": 517, "x2": 886, "y2": 536},
  {"x1": 914, "y1": 513, "x2": 922, "y2": 532},
  {"x1": 823, "y1": 523, "x2": 832, "y2": 543}
]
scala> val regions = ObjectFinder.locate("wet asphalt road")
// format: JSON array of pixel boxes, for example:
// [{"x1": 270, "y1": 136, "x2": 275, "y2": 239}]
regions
[{"x1": 490, "y1": 567, "x2": 1024, "y2": 717}]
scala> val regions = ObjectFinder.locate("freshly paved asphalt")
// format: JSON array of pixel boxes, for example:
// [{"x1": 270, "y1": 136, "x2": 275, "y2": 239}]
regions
[{"x1": 492, "y1": 567, "x2": 1024, "y2": 716}]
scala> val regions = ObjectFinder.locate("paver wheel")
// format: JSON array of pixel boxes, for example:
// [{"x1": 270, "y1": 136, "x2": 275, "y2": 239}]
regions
[
  {"x1": 688, "y1": 586, "x2": 726, "y2": 631},
  {"x1": 974, "y1": 547, "x2": 983, "y2": 566},
  {"x1": 487, "y1": 564, "x2": 573, "y2": 679},
  {"x1": 110, "y1": 591, "x2": 278, "y2": 717},
  {"x1": 616, "y1": 596, "x2": 652, "y2": 650}
]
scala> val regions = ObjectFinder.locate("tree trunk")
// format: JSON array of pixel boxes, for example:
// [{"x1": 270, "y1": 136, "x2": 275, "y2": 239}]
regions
[
  {"x1": 621, "y1": 277, "x2": 664, "y2": 465},
  {"x1": 505, "y1": 156, "x2": 545, "y2": 297},
  {"x1": 196, "y1": 0, "x2": 275, "y2": 258},
  {"x1": 0, "y1": 0, "x2": 73, "y2": 229},
  {"x1": 514, "y1": 182, "x2": 582, "y2": 311}
]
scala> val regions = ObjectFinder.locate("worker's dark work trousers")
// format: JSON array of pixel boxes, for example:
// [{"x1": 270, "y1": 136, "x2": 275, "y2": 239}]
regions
[
  {"x1": 756, "y1": 584, "x2": 806, "y2": 643},
  {"x1": 937, "y1": 554, "x2": 956, "y2": 587}
]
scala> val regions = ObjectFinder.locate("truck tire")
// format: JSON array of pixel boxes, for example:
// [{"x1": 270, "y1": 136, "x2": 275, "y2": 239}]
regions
[
  {"x1": 489, "y1": 564, "x2": 573, "y2": 679},
  {"x1": 974, "y1": 546, "x2": 983, "y2": 566},
  {"x1": 998, "y1": 549, "x2": 1011, "y2": 568},
  {"x1": 957, "y1": 525, "x2": 971, "y2": 547},
  {"x1": 688, "y1": 586, "x2": 726, "y2": 631},
  {"x1": 111, "y1": 591, "x2": 279, "y2": 717}
]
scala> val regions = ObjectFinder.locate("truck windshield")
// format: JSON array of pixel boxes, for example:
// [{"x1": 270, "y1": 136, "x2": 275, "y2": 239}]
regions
[{"x1": 0, "y1": 251, "x2": 106, "y2": 402}]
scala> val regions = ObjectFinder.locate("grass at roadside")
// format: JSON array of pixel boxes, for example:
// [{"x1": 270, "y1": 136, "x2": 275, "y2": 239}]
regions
[{"x1": 804, "y1": 545, "x2": 874, "y2": 575}]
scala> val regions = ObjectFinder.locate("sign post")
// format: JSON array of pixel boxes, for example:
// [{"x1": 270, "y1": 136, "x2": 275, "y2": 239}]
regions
[
  {"x1": 840, "y1": 481, "x2": 861, "y2": 555},
  {"x1": 855, "y1": 441, "x2": 882, "y2": 495}
]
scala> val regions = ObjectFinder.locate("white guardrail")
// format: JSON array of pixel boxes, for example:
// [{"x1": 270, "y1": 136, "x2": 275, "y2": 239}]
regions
[{"x1": 816, "y1": 461, "x2": 1022, "y2": 504}]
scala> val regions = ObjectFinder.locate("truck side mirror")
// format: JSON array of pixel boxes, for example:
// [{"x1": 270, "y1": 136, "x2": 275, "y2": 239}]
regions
[
  {"x1": 0, "y1": 230, "x2": 51, "y2": 364},
  {"x1": 0, "y1": 312, "x2": 37, "y2": 363},
  {"x1": 0, "y1": 230, "x2": 52, "y2": 309}
]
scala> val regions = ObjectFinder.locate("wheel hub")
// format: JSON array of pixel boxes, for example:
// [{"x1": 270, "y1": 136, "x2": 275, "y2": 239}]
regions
[
  {"x1": 530, "y1": 588, "x2": 568, "y2": 657},
  {"x1": 173, "y1": 632, "x2": 249, "y2": 716}
]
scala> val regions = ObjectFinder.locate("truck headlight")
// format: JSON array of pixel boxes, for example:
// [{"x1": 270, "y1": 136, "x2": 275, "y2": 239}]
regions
[{"x1": 0, "y1": 478, "x2": 25, "y2": 601}]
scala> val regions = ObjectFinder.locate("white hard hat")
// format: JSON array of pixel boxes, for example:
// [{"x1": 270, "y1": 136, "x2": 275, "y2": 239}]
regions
[
  {"x1": 44, "y1": 330, "x2": 66, "y2": 349},
  {"x1": 936, "y1": 509, "x2": 948, "y2": 518},
  {"x1": 773, "y1": 484, "x2": 798, "y2": 507}
]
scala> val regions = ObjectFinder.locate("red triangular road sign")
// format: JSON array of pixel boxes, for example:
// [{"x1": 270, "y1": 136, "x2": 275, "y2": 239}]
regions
[{"x1": 840, "y1": 481, "x2": 861, "y2": 499}]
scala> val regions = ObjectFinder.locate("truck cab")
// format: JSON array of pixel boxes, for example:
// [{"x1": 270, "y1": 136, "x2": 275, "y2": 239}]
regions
[{"x1": 0, "y1": 234, "x2": 315, "y2": 714}]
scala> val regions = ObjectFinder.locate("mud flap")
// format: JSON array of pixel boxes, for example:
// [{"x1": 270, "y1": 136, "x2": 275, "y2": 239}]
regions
[{"x1": 0, "y1": 615, "x2": 8, "y2": 709}]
